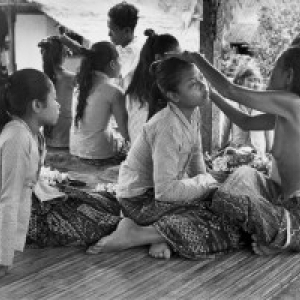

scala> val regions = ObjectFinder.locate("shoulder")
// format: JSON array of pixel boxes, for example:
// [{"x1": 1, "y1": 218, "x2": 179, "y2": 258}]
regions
[
  {"x1": 144, "y1": 108, "x2": 178, "y2": 143},
  {"x1": 1, "y1": 121, "x2": 32, "y2": 151},
  {"x1": 101, "y1": 81, "x2": 124, "y2": 100}
]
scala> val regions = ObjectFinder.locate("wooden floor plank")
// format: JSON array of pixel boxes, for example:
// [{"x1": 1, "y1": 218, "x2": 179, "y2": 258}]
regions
[
  {"x1": 2, "y1": 241, "x2": 300, "y2": 299},
  {"x1": 2, "y1": 152, "x2": 300, "y2": 299}
]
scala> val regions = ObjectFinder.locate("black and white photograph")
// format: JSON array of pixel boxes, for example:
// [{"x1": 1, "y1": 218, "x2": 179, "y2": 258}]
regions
[{"x1": 0, "y1": 0, "x2": 300, "y2": 299}]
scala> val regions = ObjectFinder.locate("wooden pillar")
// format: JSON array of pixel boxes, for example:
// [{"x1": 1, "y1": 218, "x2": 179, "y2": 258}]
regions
[
  {"x1": 199, "y1": 0, "x2": 219, "y2": 153},
  {"x1": 7, "y1": 4, "x2": 16, "y2": 72}
]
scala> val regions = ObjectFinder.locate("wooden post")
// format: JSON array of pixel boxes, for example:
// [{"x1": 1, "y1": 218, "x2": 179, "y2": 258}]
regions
[
  {"x1": 7, "y1": 3, "x2": 16, "y2": 72},
  {"x1": 199, "y1": 0, "x2": 218, "y2": 153}
]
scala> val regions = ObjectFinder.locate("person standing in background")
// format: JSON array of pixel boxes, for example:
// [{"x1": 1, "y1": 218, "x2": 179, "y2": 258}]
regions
[
  {"x1": 107, "y1": 1, "x2": 140, "y2": 89},
  {"x1": 0, "y1": 9, "x2": 9, "y2": 86}
]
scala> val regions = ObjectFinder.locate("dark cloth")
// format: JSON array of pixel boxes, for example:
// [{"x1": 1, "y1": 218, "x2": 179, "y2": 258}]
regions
[
  {"x1": 27, "y1": 186, "x2": 121, "y2": 247},
  {"x1": 211, "y1": 166, "x2": 300, "y2": 251},
  {"x1": 119, "y1": 189, "x2": 246, "y2": 259}
]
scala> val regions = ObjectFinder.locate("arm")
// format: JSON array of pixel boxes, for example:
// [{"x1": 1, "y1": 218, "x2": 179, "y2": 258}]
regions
[
  {"x1": 0, "y1": 134, "x2": 29, "y2": 266},
  {"x1": 210, "y1": 88, "x2": 276, "y2": 131},
  {"x1": 112, "y1": 89, "x2": 130, "y2": 142},
  {"x1": 186, "y1": 52, "x2": 300, "y2": 119},
  {"x1": 220, "y1": 113, "x2": 232, "y2": 148},
  {"x1": 60, "y1": 34, "x2": 86, "y2": 56},
  {"x1": 152, "y1": 125, "x2": 217, "y2": 202},
  {"x1": 264, "y1": 130, "x2": 274, "y2": 153}
]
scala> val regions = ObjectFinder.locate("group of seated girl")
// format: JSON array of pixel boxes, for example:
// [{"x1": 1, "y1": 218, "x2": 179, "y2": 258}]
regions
[
  {"x1": 38, "y1": 29, "x2": 183, "y2": 165},
  {"x1": 0, "y1": 27, "x2": 275, "y2": 277}
]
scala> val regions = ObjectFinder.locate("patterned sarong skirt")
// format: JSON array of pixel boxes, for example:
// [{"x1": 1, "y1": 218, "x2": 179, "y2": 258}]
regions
[
  {"x1": 211, "y1": 166, "x2": 300, "y2": 251},
  {"x1": 119, "y1": 189, "x2": 246, "y2": 259},
  {"x1": 27, "y1": 187, "x2": 121, "y2": 248}
]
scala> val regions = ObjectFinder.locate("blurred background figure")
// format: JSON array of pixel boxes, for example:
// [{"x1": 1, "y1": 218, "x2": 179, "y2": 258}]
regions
[
  {"x1": 107, "y1": 1, "x2": 140, "y2": 89},
  {"x1": 0, "y1": 9, "x2": 9, "y2": 86},
  {"x1": 220, "y1": 62, "x2": 273, "y2": 155},
  {"x1": 38, "y1": 36, "x2": 75, "y2": 149},
  {"x1": 125, "y1": 29, "x2": 180, "y2": 143},
  {"x1": 70, "y1": 41, "x2": 129, "y2": 165}
]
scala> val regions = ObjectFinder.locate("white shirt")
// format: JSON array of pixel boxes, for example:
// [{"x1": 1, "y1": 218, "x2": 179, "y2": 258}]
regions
[
  {"x1": 117, "y1": 38, "x2": 140, "y2": 89},
  {"x1": 117, "y1": 103, "x2": 216, "y2": 202},
  {"x1": 0, "y1": 119, "x2": 43, "y2": 265}
]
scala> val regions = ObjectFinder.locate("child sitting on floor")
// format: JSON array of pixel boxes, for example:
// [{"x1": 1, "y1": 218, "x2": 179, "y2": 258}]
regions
[
  {"x1": 0, "y1": 69, "x2": 59, "y2": 277},
  {"x1": 38, "y1": 36, "x2": 75, "y2": 149},
  {"x1": 70, "y1": 41, "x2": 129, "y2": 165},
  {"x1": 87, "y1": 57, "x2": 244, "y2": 259}
]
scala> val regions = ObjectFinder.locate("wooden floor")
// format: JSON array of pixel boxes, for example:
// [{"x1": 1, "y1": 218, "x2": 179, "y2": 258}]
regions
[
  {"x1": 1, "y1": 247, "x2": 300, "y2": 299},
  {"x1": 1, "y1": 149, "x2": 300, "y2": 299}
]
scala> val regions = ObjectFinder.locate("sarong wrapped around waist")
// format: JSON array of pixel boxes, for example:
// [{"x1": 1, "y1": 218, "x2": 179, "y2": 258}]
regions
[
  {"x1": 211, "y1": 166, "x2": 300, "y2": 251},
  {"x1": 119, "y1": 189, "x2": 246, "y2": 259}
]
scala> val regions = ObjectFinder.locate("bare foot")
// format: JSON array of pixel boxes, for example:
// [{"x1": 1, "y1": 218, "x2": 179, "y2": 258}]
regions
[
  {"x1": 149, "y1": 242, "x2": 171, "y2": 259},
  {"x1": 86, "y1": 218, "x2": 142, "y2": 254}
]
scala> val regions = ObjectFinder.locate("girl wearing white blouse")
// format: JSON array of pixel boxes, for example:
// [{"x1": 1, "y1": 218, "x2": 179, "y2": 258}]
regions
[
  {"x1": 87, "y1": 57, "x2": 245, "y2": 259},
  {"x1": 0, "y1": 69, "x2": 59, "y2": 277}
]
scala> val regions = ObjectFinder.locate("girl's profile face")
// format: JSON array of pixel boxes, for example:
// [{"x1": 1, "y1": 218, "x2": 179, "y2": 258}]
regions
[
  {"x1": 39, "y1": 82, "x2": 60, "y2": 126},
  {"x1": 175, "y1": 65, "x2": 209, "y2": 108}
]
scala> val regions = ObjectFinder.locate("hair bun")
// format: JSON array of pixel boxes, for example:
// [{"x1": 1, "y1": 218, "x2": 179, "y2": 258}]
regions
[
  {"x1": 149, "y1": 60, "x2": 161, "y2": 76},
  {"x1": 144, "y1": 29, "x2": 156, "y2": 38}
]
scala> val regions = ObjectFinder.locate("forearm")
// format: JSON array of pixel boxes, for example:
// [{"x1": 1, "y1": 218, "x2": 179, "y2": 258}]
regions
[
  {"x1": 210, "y1": 90, "x2": 250, "y2": 130},
  {"x1": 190, "y1": 52, "x2": 232, "y2": 98},
  {"x1": 114, "y1": 110, "x2": 130, "y2": 142},
  {"x1": 60, "y1": 34, "x2": 86, "y2": 56},
  {"x1": 155, "y1": 174, "x2": 218, "y2": 202}
]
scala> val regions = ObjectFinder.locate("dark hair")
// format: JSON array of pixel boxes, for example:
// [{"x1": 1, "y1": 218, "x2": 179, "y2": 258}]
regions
[
  {"x1": 0, "y1": 9, "x2": 8, "y2": 50},
  {"x1": 148, "y1": 57, "x2": 194, "y2": 118},
  {"x1": 38, "y1": 36, "x2": 69, "y2": 85},
  {"x1": 126, "y1": 29, "x2": 179, "y2": 110},
  {"x1": 108, "y1": 1, "x2": 138, "y2": 30},
  {"x1": 280, "y1": 46, "x2": 300, "y2": 97},
  {"x1": 290, "y1": 34, "x2": 300, "y2": 47},
  {"x1": 0, "y1": 69, "x2": 51, "y2": 132},
  {"x1": 233, "y1": 64, "x2": 261, "y2": 86},
  {"x1": 74, "y1": 41, "x2": 118, "y2": 126}
]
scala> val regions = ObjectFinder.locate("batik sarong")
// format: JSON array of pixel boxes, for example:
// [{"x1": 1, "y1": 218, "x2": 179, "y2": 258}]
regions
[
  {"x1": 27, "y1": 186, "x2": 121, "y2": 248},
  {"x1": 211, "y1": 166, "x2": 300, "y2": 251},
  {"x1": 119, "y1": 189, "x2": 246, "y2": 259}
]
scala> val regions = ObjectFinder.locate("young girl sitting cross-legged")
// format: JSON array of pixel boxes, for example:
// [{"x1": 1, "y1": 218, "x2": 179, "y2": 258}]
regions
[
  {"x1": 70, "y1": 41, "x2": 129, "y2": 165},
  {"x1": 0, "y1": 69, "x2": 60, "y2": 277},
  {"x1": 87, "y1": 57, "x2": 246, "y2": 259}
]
